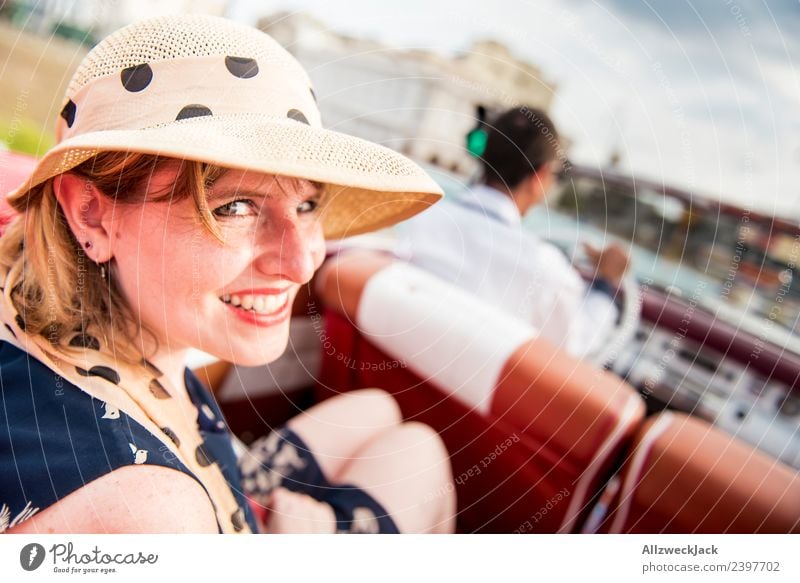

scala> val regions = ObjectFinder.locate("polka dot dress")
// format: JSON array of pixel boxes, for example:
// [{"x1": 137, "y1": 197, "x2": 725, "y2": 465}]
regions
[{"x1": 0, "y1": 340, "x2": 257, "y2": 534}]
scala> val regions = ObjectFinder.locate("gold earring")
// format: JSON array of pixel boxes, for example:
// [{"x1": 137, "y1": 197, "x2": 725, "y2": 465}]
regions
[{"x1": 100, "y1": 263, "x2": 107, "y2": 279}]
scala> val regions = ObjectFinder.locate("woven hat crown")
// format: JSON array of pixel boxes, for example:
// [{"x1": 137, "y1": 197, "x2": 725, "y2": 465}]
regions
[
  {"x1": 68, "y1": 15, "x2": 305, "y2": 98},
  {"x1": 56, "y1": 15, "x2": 320, "y2": 142}
]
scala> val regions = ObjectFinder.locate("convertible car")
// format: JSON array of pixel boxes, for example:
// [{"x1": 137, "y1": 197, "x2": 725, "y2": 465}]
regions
[
  {"x1": 207, "y1": 168, "x2": 800, "y2": 534},
  {"x1": 208, "y1": 249, "x2": 797, "y2": 534},
  {"x1": 2, "y1": 150, "x2": 798, "y2": 533}
]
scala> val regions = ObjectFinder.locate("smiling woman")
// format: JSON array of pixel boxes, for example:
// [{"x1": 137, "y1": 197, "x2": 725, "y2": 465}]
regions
[
  {"x1": 0, "y1": 14, "x2": 452, "y2": 534},
  {"x1": 5, "y1": 153, "x2": 327, "y2": 370}
]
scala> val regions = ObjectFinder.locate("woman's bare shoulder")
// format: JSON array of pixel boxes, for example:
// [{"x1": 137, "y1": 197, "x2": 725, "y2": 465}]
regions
[{"x1": 6, "y1": 465, "x2": 218, "y2": 534}]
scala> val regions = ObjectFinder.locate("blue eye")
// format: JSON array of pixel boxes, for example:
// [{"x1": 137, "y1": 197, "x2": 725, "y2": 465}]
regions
[
  {"x1": 213, "y1": 199, "x2": 257, "y2": 218},
  {"x1": 297, "y1": 197, "x2": 320, "y2": 214}
]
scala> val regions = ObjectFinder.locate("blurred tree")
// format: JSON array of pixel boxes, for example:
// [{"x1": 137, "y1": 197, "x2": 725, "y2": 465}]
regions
[{"x1": 0, "y1": 116, "x2": 53, "y2": 157}]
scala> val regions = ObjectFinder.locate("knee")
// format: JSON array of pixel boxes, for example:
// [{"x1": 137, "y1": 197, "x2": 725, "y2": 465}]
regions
[
  {"x1": 387, "y1": 422, "x2": 455, "y2": 532},
  {"x1": 395, "y1": 420, "x2": 437, "y2": 441},
  {"x1": 394, "y1": 421, "x2": 451, "y2": 468},
  {"x1": 343, "y1": 388, "x2": 402, "y2": 429}
]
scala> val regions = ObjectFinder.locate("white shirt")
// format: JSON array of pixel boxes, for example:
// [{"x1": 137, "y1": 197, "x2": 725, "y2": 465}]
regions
[{"x1": 394, "y1": 183, "x2": 618, "y2": 358}]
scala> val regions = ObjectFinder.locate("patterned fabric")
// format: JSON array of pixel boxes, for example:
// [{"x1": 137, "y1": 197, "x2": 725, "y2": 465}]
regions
[
  {"x1": 0, "y1": 340, "x2": 257, "y2": 533},
  {"x1": 0, "y1": 263, "x2": 251, "y2": 533},
  {"x1": 240, "y1": 427, "x2": 399, "y2": 534}
]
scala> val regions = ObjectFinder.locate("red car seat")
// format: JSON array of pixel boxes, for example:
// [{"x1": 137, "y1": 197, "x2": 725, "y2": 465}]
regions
[
  {"x1": 316, "y1": 251, "x2": 645, "y2": 532},
  {"x1": 598, "y1": 411, "x2": 800, "y2": 533}
]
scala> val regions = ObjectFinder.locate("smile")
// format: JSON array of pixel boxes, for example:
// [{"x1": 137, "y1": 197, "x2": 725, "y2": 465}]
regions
[{"x1": 220, "y1": 292, "x2": 289, "y2": 315}]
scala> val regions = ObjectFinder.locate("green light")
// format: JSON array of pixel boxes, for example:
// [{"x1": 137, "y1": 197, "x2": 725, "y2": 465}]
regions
[{"x1": 466, "y1": 128, "x2": 487, "y2": 157}]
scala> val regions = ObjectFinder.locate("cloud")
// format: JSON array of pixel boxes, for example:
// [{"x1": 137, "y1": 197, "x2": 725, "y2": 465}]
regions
[{"x1": 530, "y1": 0, "x2": 800, "y2": 214}]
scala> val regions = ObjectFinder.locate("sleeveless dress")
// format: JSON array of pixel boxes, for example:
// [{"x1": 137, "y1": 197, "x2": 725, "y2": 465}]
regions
[
  {"x1": 0, "y1": 340, "x2": 257, "y2": 532},
  {"x1": 0, "y1": 341, "x2": 398, "y2": 533}
]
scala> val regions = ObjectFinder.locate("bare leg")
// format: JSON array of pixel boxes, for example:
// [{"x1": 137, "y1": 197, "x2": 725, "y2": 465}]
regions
[
  {"x1": 286, "y1": 388, "x2": 402, "y2": 480},
  {"x1": 269, "y1": 390, "x2": 455, "y2": 534},
  {"x1": 266, "y1": 422, "x2": 456, "y2": 534},
  {"x1": 337, "y1": 421, "x2": 456, "y2": 533}
]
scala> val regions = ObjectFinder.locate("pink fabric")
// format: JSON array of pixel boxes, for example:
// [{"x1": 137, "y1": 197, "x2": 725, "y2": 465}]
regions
[{"x1": 0, "y1": 150, "x2": 36, "y2": 233}]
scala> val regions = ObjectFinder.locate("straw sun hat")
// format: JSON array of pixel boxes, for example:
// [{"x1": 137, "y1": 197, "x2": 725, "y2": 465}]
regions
[{"x1": 8, "y1": 14, "x2": 443, "y2": 239}]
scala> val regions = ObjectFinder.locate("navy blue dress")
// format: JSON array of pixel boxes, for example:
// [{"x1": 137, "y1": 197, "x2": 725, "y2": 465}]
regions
[{"x1": 0, "y1": 340, "x2": 257, "y2": 533}]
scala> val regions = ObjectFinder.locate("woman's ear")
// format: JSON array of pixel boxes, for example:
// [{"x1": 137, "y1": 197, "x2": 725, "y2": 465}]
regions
[{"x1": 52, "y1": 173, "x2": 115, "y2": 263}]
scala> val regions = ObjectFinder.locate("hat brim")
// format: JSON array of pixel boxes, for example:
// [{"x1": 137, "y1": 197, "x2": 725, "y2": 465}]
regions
[{"x1": 8, "y1": 114, "x2": 443, "y2": 239}]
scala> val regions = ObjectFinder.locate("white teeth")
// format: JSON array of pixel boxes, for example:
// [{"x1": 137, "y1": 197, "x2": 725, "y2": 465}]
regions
[
  {"x1": 221, "y1": 292, "x2": 288, "y2": 315},
  {"x1": 264, "y1": 295, "x2": 281, "y2": 312},
  {"x1": 252, "y1": 296, "x2": 266, "y2": 313}
]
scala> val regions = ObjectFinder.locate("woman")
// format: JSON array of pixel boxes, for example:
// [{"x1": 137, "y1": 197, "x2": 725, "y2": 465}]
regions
[{"x1": 0, "y1": 15, "x2": 454, "y2": 534}]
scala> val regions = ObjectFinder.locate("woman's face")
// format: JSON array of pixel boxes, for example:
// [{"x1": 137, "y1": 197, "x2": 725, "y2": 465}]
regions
[{"x1": 108, "y1": 167, "x2": 325, "y2": 366}]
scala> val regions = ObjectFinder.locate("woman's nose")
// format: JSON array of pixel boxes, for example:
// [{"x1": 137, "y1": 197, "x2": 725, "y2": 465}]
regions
[{"x1": 252, "y1": 215, "x2": 322, "y2": 284}]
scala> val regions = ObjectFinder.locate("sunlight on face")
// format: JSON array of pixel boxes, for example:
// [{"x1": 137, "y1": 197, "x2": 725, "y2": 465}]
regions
[{"x1": 108, "y1": 168, "x2": 326, "y2": 366}]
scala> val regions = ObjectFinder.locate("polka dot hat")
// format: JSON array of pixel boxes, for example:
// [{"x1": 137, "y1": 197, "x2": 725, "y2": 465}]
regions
[{"x1": 8, "y1": 14, "x2": 443, "y2": 239}]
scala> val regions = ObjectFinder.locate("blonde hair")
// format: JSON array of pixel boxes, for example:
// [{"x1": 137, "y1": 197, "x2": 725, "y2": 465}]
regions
[{"x1": 0, "y1": 152, "x2": 227, "y2": 364}]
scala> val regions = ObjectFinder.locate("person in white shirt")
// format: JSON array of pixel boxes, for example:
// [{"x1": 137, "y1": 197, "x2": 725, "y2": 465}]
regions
[{"x1": 395, "y1": 106, "x2": 629, "y2": 358}]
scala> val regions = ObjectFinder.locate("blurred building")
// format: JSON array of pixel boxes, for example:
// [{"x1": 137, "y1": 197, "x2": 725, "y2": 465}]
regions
[
  {"x1": 0, "y1": 5, "x2": 558, "y2": 175},
  {"x1": 259, "y1": 11, "x2": 557, "y2": 178}
]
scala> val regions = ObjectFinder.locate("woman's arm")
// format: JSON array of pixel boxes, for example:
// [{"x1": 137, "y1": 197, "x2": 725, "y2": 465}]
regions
[{"x1": 6, "y1": 465, "x2": 218, "y2": 534}]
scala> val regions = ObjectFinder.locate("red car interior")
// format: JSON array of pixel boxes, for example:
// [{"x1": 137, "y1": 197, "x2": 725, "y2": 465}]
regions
[
  {"x1": 2, "y1": 150, "x2": 797, "y2": 533},
  {"x1": 315, "y1": 252, "x2": 800, "y2": 533}
]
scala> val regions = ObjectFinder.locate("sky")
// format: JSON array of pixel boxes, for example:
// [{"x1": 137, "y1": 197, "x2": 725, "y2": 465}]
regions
[{"x1": 228, "y1": 0, "x2": 800, "y2": 219}]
